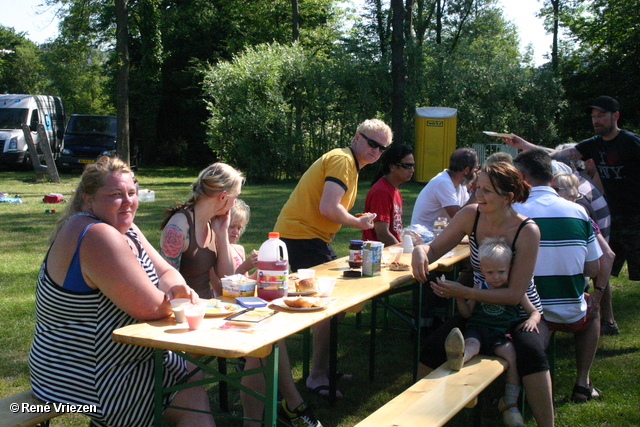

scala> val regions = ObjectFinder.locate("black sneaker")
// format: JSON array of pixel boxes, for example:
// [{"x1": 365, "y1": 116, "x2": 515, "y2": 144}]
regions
[
  {"x1": 601, "y1": 320, "x2": 620, "y2": 336},
  {"x1": 277, "y1": 399, "x2": 322, "y2": 427}
]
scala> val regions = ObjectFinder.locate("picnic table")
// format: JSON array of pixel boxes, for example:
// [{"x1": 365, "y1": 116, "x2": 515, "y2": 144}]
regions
[{"x1": 111, "y1": 244, "x2": 470, "y2": 426}]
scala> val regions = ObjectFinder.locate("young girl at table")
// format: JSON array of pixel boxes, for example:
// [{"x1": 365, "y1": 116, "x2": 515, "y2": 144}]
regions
[
  {"x1": 442, "y1": 237, "x2": 540, "y2": 427},
  {"x1": 228, "y1": 199, "x2": 258, "y2": 278},
  {"x1": 227, "y1": 199, "x2": 323, "y2": 427}
]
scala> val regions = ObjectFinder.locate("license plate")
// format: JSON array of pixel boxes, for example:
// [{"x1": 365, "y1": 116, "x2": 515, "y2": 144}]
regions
[{"x1": 79, "y1": 159, "x2": 95, "y2": 164}]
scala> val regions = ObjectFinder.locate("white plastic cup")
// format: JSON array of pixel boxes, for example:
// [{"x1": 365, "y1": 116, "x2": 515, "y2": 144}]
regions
[
  {"x1": 184, "y1": 304, "x2": 206, "y2": 330},
  {"x1": 402, "y1": 235, "x2": 414, "y2": 253},
  {"x1": 170, "y1": 298, "x2": 191, "y2": 323},
  {"x1": 389, "y1": 247, "x2": 404, "y2": 262},
  {"x1": 297, "y1": 269, "x2": 316, "y2": 280},
  {"x1": 381, "y1": 250, "x2": 394, "y2": 266},
  {"x1": 317, "y1": 276, "x2": 337, "y2": 297}
]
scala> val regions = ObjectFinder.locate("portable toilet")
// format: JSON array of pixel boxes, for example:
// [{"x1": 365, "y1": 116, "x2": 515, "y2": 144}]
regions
[{"x1": 414, "y1": 107, "x2": 457, "y2": 182}]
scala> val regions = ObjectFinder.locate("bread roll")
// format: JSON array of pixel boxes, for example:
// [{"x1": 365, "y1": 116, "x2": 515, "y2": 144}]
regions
[
  {"x1": 284, "y1": 297, "x2": 314, "y2": 308},
  {"x1": 297, "y1": 277, "x2": 318, "y2": 292},
  {"x1": 287, "y1": 275, "x2": 300, "y2": 292}
]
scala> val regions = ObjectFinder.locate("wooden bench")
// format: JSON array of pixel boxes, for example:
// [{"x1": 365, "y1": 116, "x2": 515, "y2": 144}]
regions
[
  {"x1": 354, "y1": 355, "x2": 508, "y2": 427},
  {"x1": 0, "y1": 390, "x2": 69, "y2": 427}
]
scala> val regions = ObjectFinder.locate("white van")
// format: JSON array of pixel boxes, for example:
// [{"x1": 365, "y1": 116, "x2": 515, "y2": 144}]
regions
[{"x1": 0, "y1": 94, "x2": 66, "y2": 167}]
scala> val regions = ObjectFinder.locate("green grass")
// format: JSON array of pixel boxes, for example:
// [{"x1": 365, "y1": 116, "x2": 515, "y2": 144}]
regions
[{"x1": 1, "y1": 167, "x2": 638, "y2": 427}]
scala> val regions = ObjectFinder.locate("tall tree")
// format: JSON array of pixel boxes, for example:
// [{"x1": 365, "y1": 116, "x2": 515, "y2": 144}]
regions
[
  {"x1": 555, "y1": 0, "x2": 640, "y2": 138},
  {"x1": 115, "y1": 0, "x2": 130, "y2": 166},
  {"x1": 0, "y1": 26, "x2": 47, "y2": 94},
  {"x1": 292, "y1": 0, "x2": 300, "y2": 42},
  {"x1": 390, "y1": 0, "x2": 406, "y2": 143}
]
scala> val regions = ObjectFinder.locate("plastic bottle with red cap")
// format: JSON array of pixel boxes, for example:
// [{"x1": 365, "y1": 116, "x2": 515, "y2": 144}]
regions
[{"x1": 256, "y1": 232, "x2": 289, "y2": 301}]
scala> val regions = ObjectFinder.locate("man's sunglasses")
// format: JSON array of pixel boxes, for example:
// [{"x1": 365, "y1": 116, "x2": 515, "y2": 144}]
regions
[
  {"x1": 395, "y1": 162, "x2": 415, "y2": 170},
  {"x1": 359, "y1": 132, "x2": 388, "y2": 152}
]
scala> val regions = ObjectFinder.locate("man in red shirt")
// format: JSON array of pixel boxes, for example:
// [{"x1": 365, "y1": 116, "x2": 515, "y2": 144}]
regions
[{"x1": 362, "y1": 143, "x2": 414, "y2": 245}]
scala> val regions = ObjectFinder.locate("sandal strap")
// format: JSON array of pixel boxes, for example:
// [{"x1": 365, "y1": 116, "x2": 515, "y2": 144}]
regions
[
  {"x1": 499, "y1": 402, "x2": 519, "y2": 413},
  {"x1": 573, "y1": 384, "x2": 593, "y2": 400}
]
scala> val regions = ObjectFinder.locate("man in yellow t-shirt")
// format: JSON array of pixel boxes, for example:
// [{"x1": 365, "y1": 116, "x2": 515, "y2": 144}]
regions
[{"x1": 274, "y1": 118, "x2": 392, "y2": 398}]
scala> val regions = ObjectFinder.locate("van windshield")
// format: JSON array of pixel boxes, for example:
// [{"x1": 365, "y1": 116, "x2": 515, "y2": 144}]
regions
[
  {"x1": 0, "y1": 109, "x2": 29, "y2": 129},
  {"x1": 66, "y1": 116, "x2": 117, "y2": 137}
]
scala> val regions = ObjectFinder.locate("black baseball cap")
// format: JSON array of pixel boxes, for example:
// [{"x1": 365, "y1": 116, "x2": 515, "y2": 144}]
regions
[{"x1": 586, "y1": 96, "x2": 619, "y2": 114}]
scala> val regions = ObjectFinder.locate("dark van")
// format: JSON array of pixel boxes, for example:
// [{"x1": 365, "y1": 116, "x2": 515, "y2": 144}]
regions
[{"x1": 57, "y1": 114, "x2": 139, "y2": 171}]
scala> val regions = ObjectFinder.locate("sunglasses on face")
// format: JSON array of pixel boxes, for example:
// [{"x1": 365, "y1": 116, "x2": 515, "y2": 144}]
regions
[
  {"x1": 359, "y1": 132, "x2": 388, "y2": 152},
  {"x1": 395, "y1": 162, "x2": 415, "y2": 169}
]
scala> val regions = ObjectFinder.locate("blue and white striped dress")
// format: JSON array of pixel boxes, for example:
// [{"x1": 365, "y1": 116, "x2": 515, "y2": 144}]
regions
[{"x1": 29, "y1": 222, "x2": 186, "y2": 427}]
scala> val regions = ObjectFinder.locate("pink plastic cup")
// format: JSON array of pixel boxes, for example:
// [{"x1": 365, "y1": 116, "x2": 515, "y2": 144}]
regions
[{"x1": 184, "y1": 304, "x2": 206, "y2": 330}]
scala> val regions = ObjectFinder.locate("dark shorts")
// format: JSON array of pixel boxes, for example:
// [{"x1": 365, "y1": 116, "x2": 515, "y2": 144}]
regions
[
  {"x1": 280, "y1": 237, "x2": 337, "y2": 272},
  {"x1": 420, "y1": 313, "x2": 551, "y2": 377},
  {"x1": 609, "y1": 214, "x2": 640, "y2": 281},
  {"x1": 465, "y1": 325, "x2": 511, "y2": 356}
]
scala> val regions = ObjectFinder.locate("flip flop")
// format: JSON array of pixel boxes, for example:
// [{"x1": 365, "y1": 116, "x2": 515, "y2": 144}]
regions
[{"x1": 308, "y1": 385, "x2": 343, "y2": 399}]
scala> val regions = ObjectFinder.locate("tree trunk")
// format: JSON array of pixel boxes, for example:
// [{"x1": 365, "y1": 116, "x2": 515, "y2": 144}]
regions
[
  {"x1": 551, "y1": 0, "x2": 559, "y2": 71},
  {"x1": 291, "y1": 0, "x2": 300, "y2": 43},
  {"x1": 391, "y1": 0, "x2": 406, "y2": 144},
  {"x1": 115, "y1": 0, "x2": 130, "y2": 165}
]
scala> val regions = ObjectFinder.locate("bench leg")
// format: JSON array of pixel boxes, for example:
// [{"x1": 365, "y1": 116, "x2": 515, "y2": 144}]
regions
[
  {"x1": 369, "y1": 297, "x2": 379, "y2": 381},
  {"x1": 218, "y1": 357, "x2": 229, "y2": 412}
]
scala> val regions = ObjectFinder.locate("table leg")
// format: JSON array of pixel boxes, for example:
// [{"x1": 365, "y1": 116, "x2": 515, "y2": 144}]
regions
[
  {"x1": 263, "y1": 342, "x2": 279, "y2": 427},
  {"x1": 369, "y1": 297, "x2": 378, "y2": 381},
  {"x1": 412, "y1": 281, "x2": 423, "y2": 382},
  {"x1": 329, "y1": 315, "x2": 338, "y2": 405},
  {"x1": 153, "y1": 349, "x2": 164, "y2": 427},
  {"x1": 218, "y1": 357, "x2": 228, "y2": 412},
  {"x1": 302, "y1": 327, "x2": 311, "y2": 380}
]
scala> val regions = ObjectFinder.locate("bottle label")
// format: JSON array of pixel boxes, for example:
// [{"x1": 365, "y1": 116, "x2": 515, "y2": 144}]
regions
[
  {"x1": 349, "y1": 249, "x2": 363, "y2": 264},
  {"x1": 257, "y1": 270, "x2": 288, "y2": 290}
]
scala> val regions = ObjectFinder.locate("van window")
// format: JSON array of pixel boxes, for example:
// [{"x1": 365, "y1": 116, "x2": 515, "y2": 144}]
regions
[
  {"x1": 29, "y1": 109, "x2": 39, "y2": 130},
  {"x1": 0, "y1": 108, "x2": 29, "y2": 129},
  {"x1": 67, "y1": 116, "x2": 117, "y2": 137}
]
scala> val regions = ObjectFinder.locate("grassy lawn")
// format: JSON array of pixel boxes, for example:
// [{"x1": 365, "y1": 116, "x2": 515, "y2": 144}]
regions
[{"x1": 1, "y1": 166, "x2": 638, "y2": 427}]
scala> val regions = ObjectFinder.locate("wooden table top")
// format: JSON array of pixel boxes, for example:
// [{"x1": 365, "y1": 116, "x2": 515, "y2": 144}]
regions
[{"x1": 111, "y1": 244, "x2": 470, "y2": 359}]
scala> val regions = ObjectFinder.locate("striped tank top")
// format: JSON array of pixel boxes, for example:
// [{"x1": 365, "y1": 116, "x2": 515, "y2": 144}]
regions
[
  {"x1": 29, "y1": 215, "x2": 186, "y2": 427},
  {"x1": 469, "y1": 209, "x2": 543, "y2": 318}
]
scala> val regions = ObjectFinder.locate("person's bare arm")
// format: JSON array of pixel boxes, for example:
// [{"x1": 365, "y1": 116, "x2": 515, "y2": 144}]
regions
[
  {"x1": 450, "y1": 281, "x2": 477, "y2": 319},
  {"x1": 134, "y1": 223, "x2": 196, "y2": 302},
  {"x1": 443, "y1": 205, "x2": 461, "y2": 219},
  {"x1": 584, "y1": 259, "x2": 600, "y2": 279},
  {"x1": 210, "y1": 210, "x2": 236, "y2": 282},
  {"x1": 373, "y1": 221, "x2": 400, "y2": 246},
  {"x1": 432, "y1": 221, "x2": 540, "y2": 306},
  {"x1": 592, "y1": 233, "x2": 614, "y2": 295},
  {"x1": 82, "y1": 223, "x2": 175, "y2": 321},
  {"x1": 319, "y1": 181, "x2": 374, "y2": 230},
  {"x1": 502, "y1": 135, "x2": 584, "y2": 162},
  {"x1": 411, "y1": 205, "x2": 474, "y2": 283},
  {"x1": 518, "y1": 294, "x2": 542, "y2": 332},
  {"x1": 160, "y1": 212, "x2": 189, "y2": 271}
]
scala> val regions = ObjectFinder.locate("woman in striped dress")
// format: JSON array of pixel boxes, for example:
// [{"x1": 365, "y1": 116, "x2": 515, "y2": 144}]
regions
[{"x1": 28, "y1": 156, "x2": 215, "y2": 427}]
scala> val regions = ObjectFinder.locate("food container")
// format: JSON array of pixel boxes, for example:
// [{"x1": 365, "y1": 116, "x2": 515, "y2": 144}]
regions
[{"x1": 221, "y1": 274, "x2": 257, "y2": 298}]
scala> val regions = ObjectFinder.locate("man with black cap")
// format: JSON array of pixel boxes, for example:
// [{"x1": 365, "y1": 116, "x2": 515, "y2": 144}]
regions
[{"x1": 503, "y1": 96, "x2": 640, "y2": 331}]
